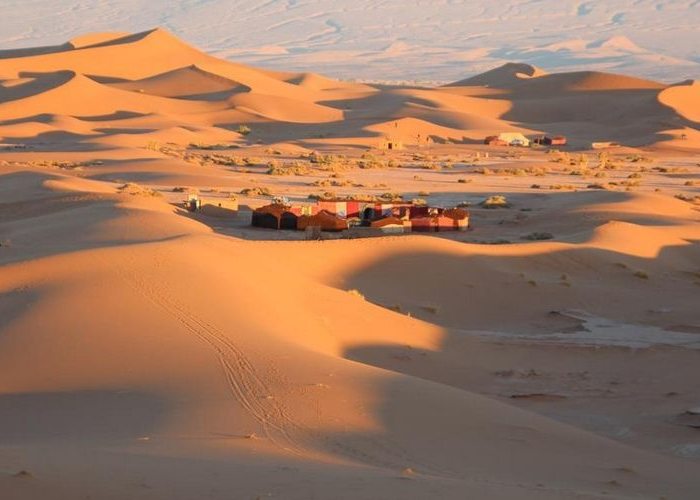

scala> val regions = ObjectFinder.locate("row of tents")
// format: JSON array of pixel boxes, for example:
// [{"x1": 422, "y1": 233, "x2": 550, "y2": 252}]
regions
[
  {"x1": 484, "y1": 133, "x2": 567, "y2": 147},
  {"x1": 252, "y1": 200, "x2": 470, "y2": 233}
]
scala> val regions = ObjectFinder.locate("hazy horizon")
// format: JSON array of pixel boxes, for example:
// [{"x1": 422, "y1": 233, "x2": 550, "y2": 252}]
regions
[{"x1": 1, "y1": 0, "x2": 699, "y2": 83}]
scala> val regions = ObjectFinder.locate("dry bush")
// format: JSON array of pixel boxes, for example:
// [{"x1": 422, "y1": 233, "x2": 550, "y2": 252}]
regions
[
  {"x1": 569, "y1": 168, "x2": 590, "y2": 176},
  {"x1": 240, "y1": 186, "x2": 272, "y2": 197},
  {"x1": 587, "y1": 183, "x2": 613, "y2": 190},
  {"x1": 379, "y1": 192, "x2": 403, "y2": 202},
  {"x1": 656, "y1": 166, "x2": 689, "y2": 173},
  {"x1": 522, "y1": 232, "x2": 554, "y2": 241},
  {"x1": 236, "y1": 124, "x2": 251, "y2": 136},
  {"x1": 347, "y1": 289, "x2": 365, "y2": 299},
  {"x1": 267, "y1": 160, "x2": 311, "y2": 176},
  {"x1": 118, "y1": 183, "x2": 162, "y2": 197},
  {"x1": 480, "y1": 195, "x2": 511, "y2": 209},
  {"x1": 675, "y1": 194, "x2": 700, "y2": 204},
  {"x1": 243, "y1": 157, "x2": 263, "y2": 166}
]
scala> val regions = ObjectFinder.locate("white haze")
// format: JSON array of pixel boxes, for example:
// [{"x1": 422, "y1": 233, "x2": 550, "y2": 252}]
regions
[{"x1": 1, "y1": 0, "x2": 699, "y2": 83}]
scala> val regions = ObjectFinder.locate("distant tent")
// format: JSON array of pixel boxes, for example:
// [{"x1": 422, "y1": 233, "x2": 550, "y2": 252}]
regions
[
  {"x1": 411, "y1": 209, "x2": 469, "y2": 232},
  {"x1": 297, "y1": 210, "x2": 348, "y2": 232},
  {"x1": 443, "y1": 208, "x2": 470, "y2": 231},
  {"x1": 381, "y1": 138, "x2": 404, "y2": 150},
  {"x1": 410, "y1": 216, "x2": 439, "y2": 232},
  {"x1": 484, "y1": 135, "x2": 507, "y2": 146},
  {"x1": 252, "y1": 211, "x2": 279, "y2": 229},
  {"x1": 280, "y1": 211, "x2": 298, "y2": 230},
  {"x1": 370, "y1": 216, "x2": 407, "y2": 233},
  {"x1": 252, "y1": 203, "x2": 298, "y2": 230},
  {"x1": 533, "y1": 136, "x2": 567, "y2": 146},
  {"x1": 497, "y1": 132, "x2": 530, "y2": 147}
]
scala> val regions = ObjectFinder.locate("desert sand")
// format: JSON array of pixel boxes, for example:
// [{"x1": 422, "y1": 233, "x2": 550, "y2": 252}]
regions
[{"x1": 1, "y1": 29, "x2": 699, "y2": 499}]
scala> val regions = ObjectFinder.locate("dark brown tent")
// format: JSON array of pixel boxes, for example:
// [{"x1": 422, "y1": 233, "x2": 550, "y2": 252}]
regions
[
  {"x1": 252, "y1": 203, "x2": 298, "y2": 230},
  {"x1": 280, "y1": 211, "x2": 299, "y2": 230},
  {"x1": 252, "y1": 211, "x2": 279, "y2": 229}
]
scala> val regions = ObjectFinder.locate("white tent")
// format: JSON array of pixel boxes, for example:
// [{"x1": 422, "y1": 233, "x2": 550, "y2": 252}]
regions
[{"x1": 498, "y1": 132, "x2": 530, "y2": 147}]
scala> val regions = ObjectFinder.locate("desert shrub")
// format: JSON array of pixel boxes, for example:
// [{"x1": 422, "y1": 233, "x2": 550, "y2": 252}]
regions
[
  {"x1": 457, "y1": 178, "x2": 471, "y2": 183},
  {"x1": 656, "y1": 167, "x2": 689, "y2": 173},
  {"x1": 675, "y1": 194, "x2": 700, "y2": 204},
  {"x1": 522, "y1": 232, "x2": 554, "y2": 241},
  {"x1": 620, "y1": 180, "x2": 641, "y2": 188},
  {"x1": 379, "y1": 192, "x2": 403, "y2": 202},
  {"x1": 243, "y1": 157, "x2": 263, "y2": 166},
  {"x1": 627, "y1": 155, "x2": 653, "y2": 163},
  {"x1": 240, "y1": 186, "x2": 272, "y2": 197},
  {"x1": 118, "y1": 183, "x2": 162, "y2": 197},
  {"x1": 588, "y1": 183, "x2": 613, "y2": 190},
  {"x1": 570, "y1": 169, "x2": 590, "y2": 176},
  {"x1": 480, "y1": 195, "x2": 510, "y2": 209},
  {"x1": 267, "y1": 160, "x2": 311, "y2": 176},
  {"x1": 236, "y1": 124, "x2": 251, "y2": 136}
]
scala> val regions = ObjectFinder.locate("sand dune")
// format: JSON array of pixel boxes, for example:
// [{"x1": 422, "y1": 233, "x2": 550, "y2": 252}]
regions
[
  {"x1": 1, "y1": 29, "x2": 699, "y2": 500},
  {"x1": 1, "y1": 29, "x2": 698, "y2": 149},
  {"x1": 448, "y1": 62, "x2": 547, "y2": 87},
  {"x1": 658, "y1": 80, "x2": 700, "y2": 122},
  {"x1": 109, "y1": 65, "x2": 248, "y2": 99}
]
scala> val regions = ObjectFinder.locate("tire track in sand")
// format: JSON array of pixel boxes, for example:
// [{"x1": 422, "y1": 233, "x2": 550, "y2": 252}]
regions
[{"x1": 114, "y1": 256, "x2": 463, "y2": 478}]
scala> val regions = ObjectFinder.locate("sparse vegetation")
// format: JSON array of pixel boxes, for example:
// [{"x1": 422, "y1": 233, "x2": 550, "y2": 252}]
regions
[
  {"x1": 118, "y1": 182, "x2": 162, "y2": 197},
  {"x1": 240, "y1": 186, "x2": 272, "y2": 197},
  {"x1": 522, "y1": 232, "x2": 554, "y2": 241},
  {"x1": 347, "y1": 289, "x2": 365, "y2": 299},
  {"x1": 266, "y1": 160, "x2": 312, "y2": 176},
  {"x1": 675, "y1": 193, "x2": 700, "y2": 204}
]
